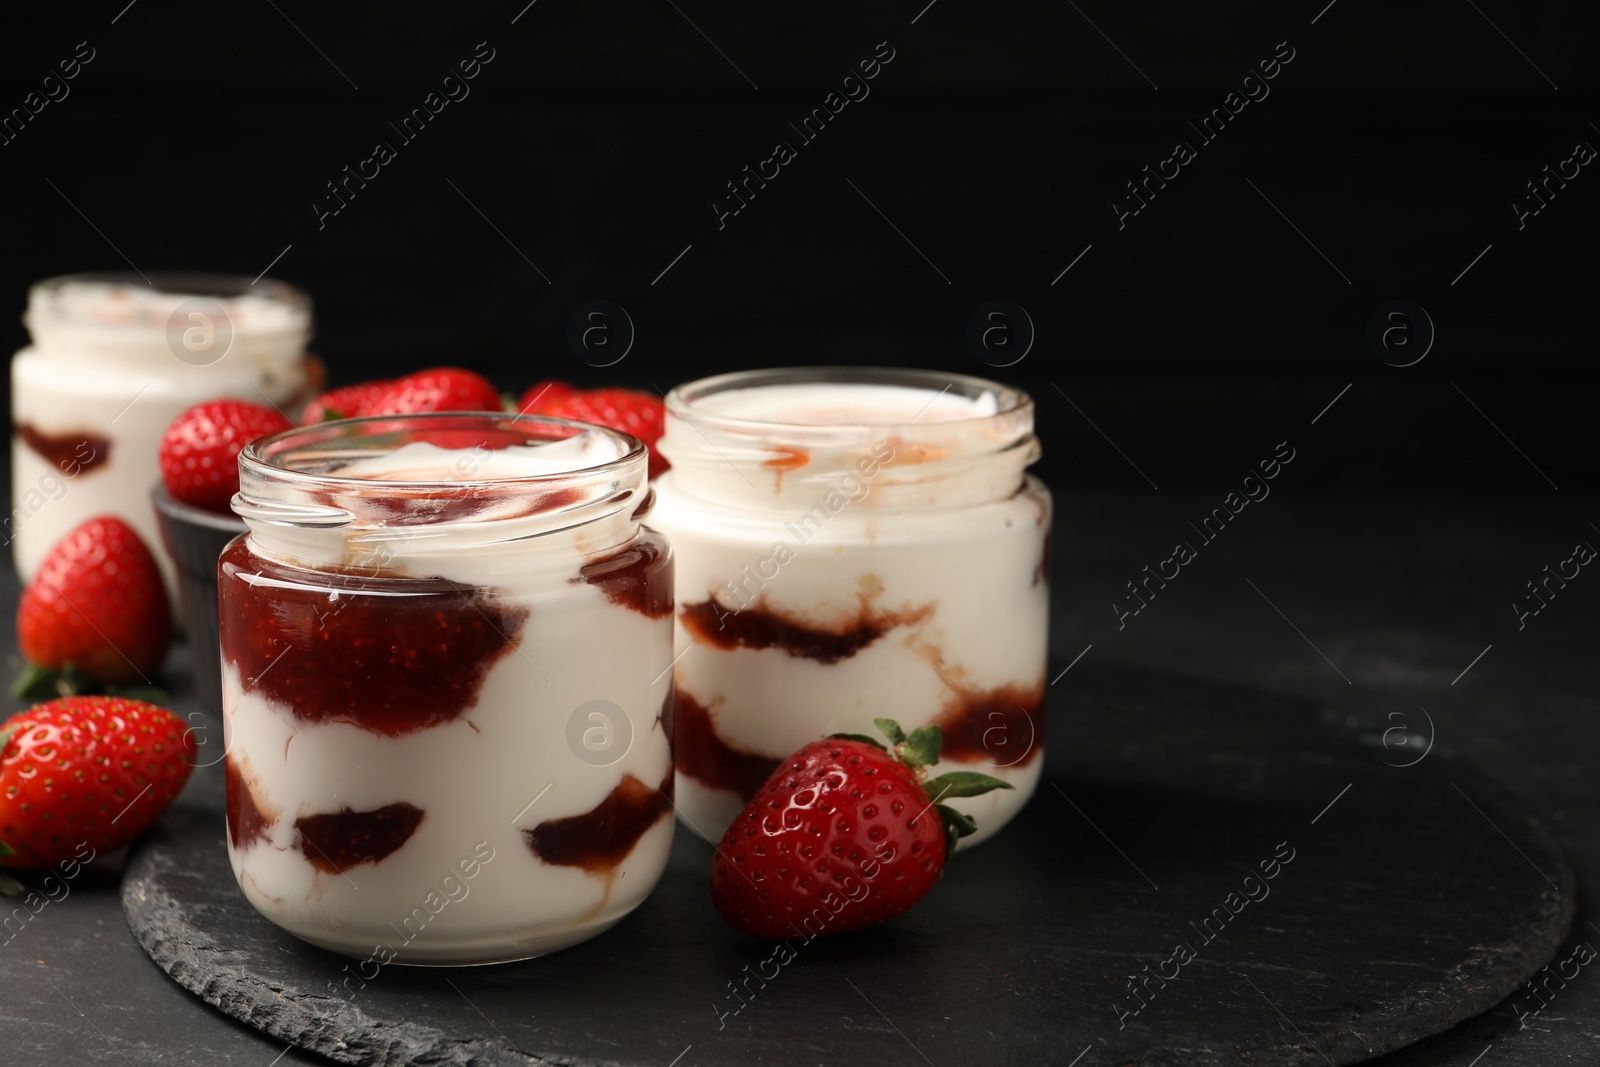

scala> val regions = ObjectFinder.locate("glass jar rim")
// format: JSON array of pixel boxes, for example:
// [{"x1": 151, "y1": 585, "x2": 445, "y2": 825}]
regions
[
  {"x1": 29, "y1": 271, "x2": 310, "y2": 319},
  {"x1": 239, "y1": 412, "x2": 646, "y2": 493},
  {"x1": 664, "y1": 365, "x2": 1031, "y2": 434}
]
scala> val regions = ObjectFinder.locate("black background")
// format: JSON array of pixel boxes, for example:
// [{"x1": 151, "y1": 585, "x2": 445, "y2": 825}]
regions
[
  {"x1": 2, "y1": 0, "x2": 1595, "y2": 496},
  {"x1": 4, "y1": 5, "x2": 1600, "y2": 1064}
]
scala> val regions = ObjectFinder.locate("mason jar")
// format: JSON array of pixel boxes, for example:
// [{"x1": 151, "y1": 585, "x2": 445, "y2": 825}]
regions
[
  {"x1": 650, "y1": 367, "x2": 1050, "y2": 848},
  {"x1": 9, "y1": 272, "x2": 316, "y2": 599},
  {"x1": 219, "y1": 413, "x2": 674, "y2": 963}
]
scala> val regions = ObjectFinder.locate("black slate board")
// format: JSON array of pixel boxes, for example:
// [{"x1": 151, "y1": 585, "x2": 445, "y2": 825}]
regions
[{"x1": 122, "y1": 662, "x2": 1575, "y2": 1067}]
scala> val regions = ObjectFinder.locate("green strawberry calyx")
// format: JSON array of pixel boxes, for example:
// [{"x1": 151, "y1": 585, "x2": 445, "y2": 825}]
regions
[
  {"x1": 10, "y1": 660, "x2": 167, "y2": 704},
  {"x1": 828, "y1": 717, "x2": 1013, "y2": 857},
  {"x1": 0, "y1": 842, "x2": 22, "y2": 895}
]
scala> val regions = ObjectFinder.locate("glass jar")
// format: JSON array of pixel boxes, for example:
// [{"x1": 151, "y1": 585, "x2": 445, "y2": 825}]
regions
[
  {"x1": 219, "y1": 413, "x2": 675, "y2": 963},
  {"x1": 650, "y1": 367, "x2": 1050, "y2": 848},
  {"x1": 9, "y1": 272, "x2": 316, "y2": 600}
]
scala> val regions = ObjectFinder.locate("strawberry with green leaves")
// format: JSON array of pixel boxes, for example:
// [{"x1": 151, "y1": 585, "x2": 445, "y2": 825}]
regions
[{"x1": 711, "y1": 718, "x2": 1011, "y2": 938}]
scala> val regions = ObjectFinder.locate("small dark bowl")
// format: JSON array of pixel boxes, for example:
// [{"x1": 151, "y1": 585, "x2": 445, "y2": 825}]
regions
[{"x1": 151, "y1": 484, "x2": 245, "y2": 711}]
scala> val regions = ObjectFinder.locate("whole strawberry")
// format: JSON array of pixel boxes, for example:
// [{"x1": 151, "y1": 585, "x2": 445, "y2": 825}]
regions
[
  {"x1": 17, "y1": 517, "x2": 170, "y2": 684},
  {"x1": 711, "y1": 719, "x2": 1010, "y2": 938},
  {"x1": 362, "y1": 367, "x2": 502, "y2": 416},
  {"x1": 515, "y1": 379, "x2": 577, "y2": 415},
  {"x1": 536, "y1": 387, "x2": 669, "y2": 478},
  {"x1": 160, "y1": 399, "x2": 293, "y2": 514},
  {"x1": 302, "y1": 379, "x2": 393, "y2": 423},
  {"x1": 0, "y1": 697, "x2": 194, "y2": 870}
]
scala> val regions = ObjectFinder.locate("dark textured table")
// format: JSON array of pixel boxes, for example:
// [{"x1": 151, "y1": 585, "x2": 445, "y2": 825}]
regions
[{"x1": 5, "y1": 490, "x2": 1599, "y2": 1066}]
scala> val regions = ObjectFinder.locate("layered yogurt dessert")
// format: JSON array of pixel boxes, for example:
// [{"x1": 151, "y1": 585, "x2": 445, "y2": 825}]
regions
[
  {"x1": 10, "y1": 273, "x2": 316, "y2": 599},
  {"x1": 220, "y1": 415, "x2": 674, "y2": 962},
  {"x1": 649, "y1": 368, "x2": 1050, "y2": 847}
]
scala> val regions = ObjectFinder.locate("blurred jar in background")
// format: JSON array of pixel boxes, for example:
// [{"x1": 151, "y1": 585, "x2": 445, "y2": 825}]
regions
[{"x1": 8, "y1": 271, "x2": 316, "y2": 601}]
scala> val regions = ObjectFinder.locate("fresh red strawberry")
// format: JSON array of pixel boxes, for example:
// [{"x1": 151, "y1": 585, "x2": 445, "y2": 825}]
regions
[
  {"x1": 537, "y1": 387, "x2": 669, "y2": 478},
  {"x1": 302, "y1": 380, "x2": 393, "y2": 423},
  {"x1": 160, "y1": 399, "x2": 293, "y2": 514},
  {"x1": 515, "y1": 379, "x2": 577, "y2": 415},
  {"x1": 17, "y1": 517, "x2": 171, "y2": 685},
  {"x1": 711, "y1": 719, "x2": 1011, "y2": 938},
  {"x1": 362, "y1": 367, "x2": 502, "y2": 416},
  {"x1": 0, "y1": 696, "x2": 195, "y2": 870}
]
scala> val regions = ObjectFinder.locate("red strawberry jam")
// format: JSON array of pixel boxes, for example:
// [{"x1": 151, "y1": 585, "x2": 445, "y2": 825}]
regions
[
  {"x1": 14, "y1": 424, "x2": 110, "y2": 474},
  {"x1": 932, "y1": 680, "x2": 1046, "y2": 766},
  {"x1": 678, "y1": 598, "x2": 933, "y2": 665},
  {"x1": 224, "y1": 753, "x2": 278, "y2": 849},
  {"x1": 673, "y1": 689, "x2": 781, "y2": 800},
  {"x1": 524, "y1": 771, "x2": 673, "y2": 875},
  {"x1": 575, "y1": 528, "x2": 673, "y2": 618},
  {"x1": 295, "y1": 802, "x2": 425, "y2": 874},
  {"x1": 218, "y1": 540, "x2": 527, "y2": 737}
]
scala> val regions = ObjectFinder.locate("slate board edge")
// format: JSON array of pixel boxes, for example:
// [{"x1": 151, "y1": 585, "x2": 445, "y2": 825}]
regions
[
  {"x1": 120, "y1": 838, "x2": 576, "y2": 1067},
  {"x1": 121, "y1": 777, "x2": 1578, "y2": 1067},
  {"x1": 1299, "y1": 781, "x2": 1576, "y2": 1065}
]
